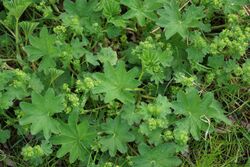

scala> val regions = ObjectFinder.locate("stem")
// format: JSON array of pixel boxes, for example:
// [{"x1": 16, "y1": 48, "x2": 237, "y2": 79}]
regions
[
  {"x1": 141, "y1": 94, "x2": 155, "y2": 100},
  {"x1": 51, "y1": 4, "x2": 60, "y2": 13},
  {"x1": 0, "y1": 20, "x2": 15, "y2": 37},
  {"x1": 1, "y1": 112, "x2": 16, "y2": 123},
  {"x1": 0, "y1": 59, "x2": 17, "y2": 62},
  {"x1": 82, "y1": 105, "x2": 109, "y2": 113},
  {"x1": 139, "y1": 65, "x2": 144, "y2": 81},
  {"x1": 211, "y1": 24, "x2": 226, "y2": 30},
  {"x1": 125, "y1": 88, "x2": 145, "y2": 92},
  {"x1": 15, "y1": 18, "x2": 22, "y2": 65}
]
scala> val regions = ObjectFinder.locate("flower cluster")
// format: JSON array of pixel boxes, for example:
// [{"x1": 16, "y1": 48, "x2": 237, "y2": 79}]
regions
[
  {"x1": 174, "y1": 130, "x2": 189, "y2": 146},
  {"x1": 163, "y1": 130, "x2": 174, "y2": 141},
  {"x1": 76, "y1": 77, "x2": 98, "y2": 92},
  {"x1": 163, "y1": 129, "x2": 189, "y2": 146},
  {"x1": 34, "y1": 1, "x2": 53, "y2": 18},
  {"x1": 210, "y1": 26, "x2": 249, "y2": 59},
  {"x1": 132, "y1": 37, "x2": 173, "y2": 83},
  {"x1": 53, "y1": 25, "x2": 67, "y2": 40},
  {"x1": 175, "y1": 72, "x2": 197, "y2": 87},
  {"x1": 62, "y1": 84, "x2": 80, "y2": 113},
  {"x1": 21, "y1": 145, "x2": 44, "y2": 166}
]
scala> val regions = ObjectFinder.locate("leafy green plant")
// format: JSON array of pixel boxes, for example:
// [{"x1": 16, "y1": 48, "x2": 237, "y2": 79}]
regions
[
  {"x1": 121, "y1": 0, "x2": 162, "y2": 26},
  {"x1": 24, "y1": 27, "x2": 58, "y2": 71},
  {"x1": 20, "y1": 89, "x2": 64, "y2": 139},
  {"x1": 132, "y1": 143, "x2": 181, "y2": 167},
  {"x1": 157, "y1": 0, "x2": 209, "y2": 40},
  {"x1": 93, "y1": 61, "x2": 140, "y2": 104},
  {"x1": 51, "y1": 112, "x2": 96, "y2": 163},
  {"x1": 99, "y1": 117, "x2": 135, "y2": 156},
  {"x1": 173, "y1": 88, "x2": 231, "y2": 140},
  {"x1": 0, "y1": 0, "x2": 249, "y2": 166}
]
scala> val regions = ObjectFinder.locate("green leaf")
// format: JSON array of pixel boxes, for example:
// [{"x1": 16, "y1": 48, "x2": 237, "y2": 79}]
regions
[
  {"x1": 44, "y1": 68, "x2": 64, "y2": 85},
  {"x1": 24, "y1": 27, "x2": 58, "y2": 71},
  {"x1": 63, "y1": 0, "x2": 99, "y2": 18},
  {"x1": 85, "y1": 51, "x2": 100, "y2": 66},
  {"x1": 157, "y1": 1, "x2": 208, "y2": 40},
  {"x1": 139, "y1": 95, "x2": 172, "y2": 121},
  {"x1": 186, "y1": 32, "x2": 209, "y2": 64},
  {"x1": 98, "y1": 0, "x2": 121, "y2": 18},
  {"x1": 133, "y1": 37, "x2": 173, "y2": 84},
  {"x1": 3, "y1": 0, "x2": 32, "y2": 19},
  {"x1": 224, "y1": 0, "x2": 249, "y2": 13},
  {"x1": 208, "y1": 55, "x2": 225, "y2": 69},
  {"x1": 29, "y1": 74, "x2": 44, "y2": 93},
  {"x1": 20, "y1": 89, "x2": 64, "y2": 139},
  {"x1": 132, "y1": 143, "x2": 182, "y2": 167},
  {"x1": 97, "y1": 47, "x2": 118, "y2": 65},
  {"x1": 0, "y1": 129, "x2": 10, "y2": 143},
  {"x1": 19, "y1": 21, "x2": 39, "y2": 39},
  {"x1": 173, "y1": 88, "x2": 231, "y2": 140},
  {"x1": 121, "y1": 104, "x2": 141, "y2": 125},
  {"x1": 51, "y1": 112, "x2": 96, "y2": 163},
  {"x1": 121, "y1": 0, "x2": 162, "y2": 26},
  {"x1": 61, "y1": 0, "x2": 100, "y2": 33},
  {"x1": 186, "y1": 47, "x2": 206, "y2": 63},
  {"x1": 152, "y1": 95, "x2": 172, "y2": 118},
  {"x1": 0, "y1": 70, "x2": 15, "y2": 91},
  {"x1": 99, "y1": 117, "x2": 135, "y2": 156},
  {"x1": 41, "y1": 140, "x2": 53, "y2": 156},
  {"x1": 93, "y1": 61, "x2": 140, "y2": 104},
  {"x1": 0, "y1": 92, "x2": 14, "y2": 110},
  {"x1": 147, "y1": 129, "x2": 163, "y2": 146}
]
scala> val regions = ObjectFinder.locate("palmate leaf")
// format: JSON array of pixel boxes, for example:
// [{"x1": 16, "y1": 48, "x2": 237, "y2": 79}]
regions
[
  {"x1": 19, "y1": 21, "x2": 39, "y2": 39},
  {"x1": 97, "y1": 0, "x2": 121, "y2": 18},
  {"x1": 224, "y1": 0, "x2": 249, "y2": 13},
  {"x1": 132, "y1": 143, "x2": 182, "y2": 167},
  {"x1": 60, "y1": 0, "x2": 100, "y2": 32},
  {"x1": 97, "y1": 47, "x2": 118, "y2": 66},
  {"x1": 173, "y1": 88, "x2": 231, "y2": 140},
  {"x1": 0, "y1": 128, "x2": 10, "y2": 144},
  {"x1": 3, "y1": 0, "x2": 32, "y2": 19},
  {"x1": 51, "y1": 112, "x2": 96, "y2": 163},
  {"x1": 24, "y1": 27, "x2": 58, "y2": 71},
  {"x1": 99, "y1": 117, "x2": 135, "y2": 156},
  {"x1": 63, "y1": 0, "x2": 99, "y2": 18},
  {"x1": 20, "y1": 89, "x2": 64, "y2": 139},
  {"x1": 157, "y1": 1, "x2": 208, "y2": 40},
  {"x1": 93, "y1": 61, "x2": 140, "y2": 104},
  {"x1": 121, "y1": 0, "x2": 162, "y2": 26}
]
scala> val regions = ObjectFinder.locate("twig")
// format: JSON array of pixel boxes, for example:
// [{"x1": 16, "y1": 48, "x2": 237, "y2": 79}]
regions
[{"x1": 179, "y1": 0, "x2": 191, "y2": 11}]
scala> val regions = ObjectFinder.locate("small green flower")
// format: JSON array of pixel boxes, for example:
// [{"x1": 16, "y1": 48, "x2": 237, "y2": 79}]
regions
[
  {"x1": 21, "y1": 145, "x2": 34, "y2": 160},
  {"x1": 33, "y1": 145, "x2": 44, "y2": 157},
  {"x1": 174, "y1": 130, "x2": 189, "y2": 145},
  {"x1": 163, "y1": 130, "x2": 174, "y2": 141},
  {"x1": 234, "y1": 66, "x2": 243, "y2": 76},
  {"x1": 62, "y1": 83, "x2": 70, "y2": 93},
  {"x1": 104, "y1": 162, "x2": 113, "y2": 167},
  {"x1": 148, "y1": 118, "x2": 158, "y2": 131}
]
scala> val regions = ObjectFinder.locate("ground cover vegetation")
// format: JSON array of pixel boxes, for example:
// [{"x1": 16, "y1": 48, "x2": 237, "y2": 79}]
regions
[{"x1": 0, "y1": 0, "x2": 250, "y2": 166}]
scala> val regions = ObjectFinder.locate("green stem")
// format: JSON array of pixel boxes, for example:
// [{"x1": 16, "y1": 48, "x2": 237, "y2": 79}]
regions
[
  {"x1": 51, "y1": 4, "x2": 60, "y2": 13},
  {"x1": 211, "y1": 24, "x2": 226, "y2": 30},
  {"x1": 125, "y1": 88, "x2": 145, "y2": 92},
  {"x1": 0, "y1": 20, "x2": 15, "y2": 37},
  {"x1": 141, "y1": 94, "x2": 155, "y2": 100},
  {"x1": 0, "y1": 59, "x2": 17, "y2": 62},
  {"x1": 139, "y1": 65, "x2": 144, "y2": 81},
  {"x1": 15, "y1": 18, "x2": 22, "y2": 65},
  {"x1": 82, "y1": 105, "x2": 109, "y2": 113},
  {"x1": 1, "y1": 112, "x2": 16, "y2": 123}
]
